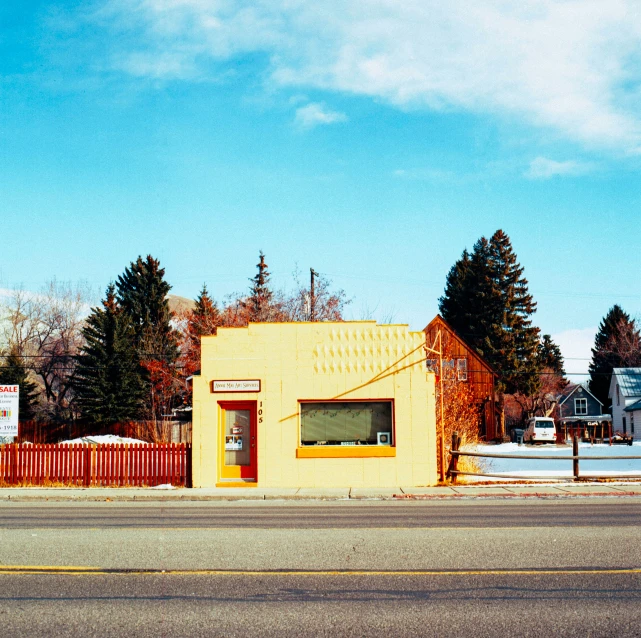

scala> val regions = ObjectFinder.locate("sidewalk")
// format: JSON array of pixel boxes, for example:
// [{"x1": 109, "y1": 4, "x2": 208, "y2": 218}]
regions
[{"x1": 1, "y1": 482, "x2": 641, "y2": 502}]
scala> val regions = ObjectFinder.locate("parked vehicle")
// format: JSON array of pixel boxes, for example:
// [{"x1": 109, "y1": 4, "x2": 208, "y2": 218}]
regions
[{"x1": 523, "y1": 417, "x2": 556, "y2": 444}]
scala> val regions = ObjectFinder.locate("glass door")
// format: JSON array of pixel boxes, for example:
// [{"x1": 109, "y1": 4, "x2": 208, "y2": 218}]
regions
[{"x1": 219, "y1": 401, "x2": 257, "y2": 482}]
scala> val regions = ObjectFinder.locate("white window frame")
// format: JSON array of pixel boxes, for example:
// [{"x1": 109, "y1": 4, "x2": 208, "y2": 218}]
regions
[
  {"x1": 457, "y1": 358, "x2": 468, "y2": 381},
  {"x1": 574, "y1": 397, "x2": 588, "y2": 416}
]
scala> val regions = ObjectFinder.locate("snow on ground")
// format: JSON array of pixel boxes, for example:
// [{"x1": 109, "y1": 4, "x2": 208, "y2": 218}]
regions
[
  {"x1": 463, "y1": 441, "x2": 641, "y2": 481},
  {"x1": 60, "y1": 434, "x2": 149, "y2": 445}
]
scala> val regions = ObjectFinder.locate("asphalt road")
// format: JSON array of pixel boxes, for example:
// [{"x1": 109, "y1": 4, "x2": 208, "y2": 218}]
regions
[
  {"x1": 2, "y1": 571, "x2": 641, "y2": 637},
  {"x1": 1, "y1": 499, "x2": 640, "y2": 636},
  {"x1": 2, "y1": 497, "x2": 641, "y2": 528}
]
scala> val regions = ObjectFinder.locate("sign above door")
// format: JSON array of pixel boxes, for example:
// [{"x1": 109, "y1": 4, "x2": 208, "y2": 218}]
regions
[{"x1": 211, "y1": 379, "x2": 261, "y2": 393}]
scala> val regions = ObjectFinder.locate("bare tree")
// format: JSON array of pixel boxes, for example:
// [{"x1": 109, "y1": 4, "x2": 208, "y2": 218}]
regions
[
  {"x1": 601, "y1": 317, "x2": 641, "y2": 367},
  {"x1": 282, "y1": 268, "x2": 349, "y2": 322},
  {"x1": 0, "y1": 281, "x2": 92, "y2": 421}
]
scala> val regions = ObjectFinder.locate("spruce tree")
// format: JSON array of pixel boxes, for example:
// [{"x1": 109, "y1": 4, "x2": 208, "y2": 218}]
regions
[
  {"x1": 439, "y1": 230, "x2": 540, "y2": 434},
  {"x1": 537, "y1": 335, "x2": 565, "y2": 376},
  {"x1": 246, "y1": 251, "x2": 275, "y2": 322},
  {"x1": 74, "y1": 286, "x2": 147, "y2": 424},
  {"x1": 115, "y1": 255, "x2": 179, "y2": 362},
  {"x1": 0, "y1": 348, "x2": 40, "y2": 421},
  {"x1": 183, "y1": 285, "x2": 221, "y2": 377},
  {"x1": 589, "y1": 305, "x2": 641, "y2": 410},
  {"x1": 115, "y1": 256, "x2": 179, "y2": 422}
]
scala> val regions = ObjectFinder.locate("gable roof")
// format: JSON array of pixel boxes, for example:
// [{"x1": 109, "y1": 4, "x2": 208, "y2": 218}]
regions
[
  {"x1": 558, "y1": 382, "x2": 603, "y2": 407},
  {"x1": 424, "y1": 315, "x2": 496, "y2": 376},
  {"x1": 612, "y1": 368, "x2": 641, "y2": 398}
]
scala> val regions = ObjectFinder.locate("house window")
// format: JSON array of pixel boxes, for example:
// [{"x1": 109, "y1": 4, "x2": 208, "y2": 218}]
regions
[
  {"x1": 300, "y1": 401, "x2": 393, "y2": 446},
  {"x1": 622, "y1": 416, "x2": 627, "y2": 434},
  {"x1": 617, "y1": 384, "x2": 620, "y2": 406},
  {"x1": 574, "y1": 398, "x2": 588, "y2": 416},
  {"x1": 631, "y1": 414, "x2": 635, "y2": 434},
  {"x1": 457, "y1": 358, "x2": 468, "y2": 381}
]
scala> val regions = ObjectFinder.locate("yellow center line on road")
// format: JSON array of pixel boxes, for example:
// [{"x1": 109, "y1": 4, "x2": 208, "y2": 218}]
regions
[{"x1": 1, "y1": 566, "x2": 640, "y2": 576}]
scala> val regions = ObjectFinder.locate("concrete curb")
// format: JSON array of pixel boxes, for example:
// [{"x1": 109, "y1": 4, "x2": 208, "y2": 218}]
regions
[{"x1": 1, "y1": 483, "x2": 641, "y2": 502}]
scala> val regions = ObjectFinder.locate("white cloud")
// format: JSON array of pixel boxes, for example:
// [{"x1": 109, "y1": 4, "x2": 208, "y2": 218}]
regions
[
  {"x1": 294, "y1": 102, "x2": 347, "y2": 129},
  {"x1": 98, "y1": 0, "x2": 641, "y2": 151},
  {"x1": 551, "y1": 327, "x2": 596, "y2": 382},
  {"x1": 525, "y1": 156, "x2": 593, "y2": 179}
]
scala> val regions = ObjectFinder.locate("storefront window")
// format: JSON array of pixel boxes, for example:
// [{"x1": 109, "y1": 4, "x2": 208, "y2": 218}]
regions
[{"x1": 300, "y1": 401, "x2": 393, "y2": 446}]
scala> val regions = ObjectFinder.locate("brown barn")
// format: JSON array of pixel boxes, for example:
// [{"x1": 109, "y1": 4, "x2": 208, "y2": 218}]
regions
[{"x1": 424, "y1": 315, "x2": 499, "y2": 441}]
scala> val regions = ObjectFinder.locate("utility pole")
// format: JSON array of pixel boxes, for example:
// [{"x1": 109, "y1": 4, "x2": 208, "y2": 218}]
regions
[{"x1": 310, "y1": 268, "x2": 318, "y2": 321}]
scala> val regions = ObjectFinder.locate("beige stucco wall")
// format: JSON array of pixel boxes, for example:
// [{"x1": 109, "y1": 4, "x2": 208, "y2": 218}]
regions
[{"x1": 192, "y1": 321, "x2": 437, "y2": 488}]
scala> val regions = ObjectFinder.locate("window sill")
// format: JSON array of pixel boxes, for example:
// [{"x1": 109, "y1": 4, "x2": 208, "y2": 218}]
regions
[{"x1": 296, "y1": 446, "x2": 396, "y2": 458}]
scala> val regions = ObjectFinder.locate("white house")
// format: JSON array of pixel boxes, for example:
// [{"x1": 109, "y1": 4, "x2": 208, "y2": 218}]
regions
[{"x1": 608, "y1": 368, "x2": 641, "y2": 436}]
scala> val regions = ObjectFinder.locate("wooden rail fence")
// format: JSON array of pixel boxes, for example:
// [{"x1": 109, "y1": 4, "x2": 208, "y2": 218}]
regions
[
  {"x1": 0, "y1": 443, "x2": 191, "y2": 487},
  {"x1": 447, "y1": 433, "x2": 640, "y2": 483}
]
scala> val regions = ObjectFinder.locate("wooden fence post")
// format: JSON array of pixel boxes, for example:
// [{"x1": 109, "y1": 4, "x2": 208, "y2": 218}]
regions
[
  {"x1": 186, "y1": 443, "x2": 192, "y2": 488},
  {"x1": 83, "y1": 445, "x2": 92, "y2": 487},
  {"x1": 446, "y1": 432, "x2": 460, "y2": 484},
  {"x1": 573, "y1": 435, "x2": 579, "y2": 481}
]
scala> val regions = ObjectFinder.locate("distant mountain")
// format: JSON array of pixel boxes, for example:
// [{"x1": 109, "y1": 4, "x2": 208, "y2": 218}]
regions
[{"x1": 168, "y1": 294, "x2": 195, "y2": 315}]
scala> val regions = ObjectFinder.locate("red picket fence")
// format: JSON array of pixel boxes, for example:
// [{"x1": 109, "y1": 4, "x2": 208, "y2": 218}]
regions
[{"x1": 0, "y1": 443, "x2": 191, "y2": 487}]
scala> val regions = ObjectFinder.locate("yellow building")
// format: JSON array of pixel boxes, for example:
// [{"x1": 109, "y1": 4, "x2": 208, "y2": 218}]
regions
[{"x1": 192, "y1": 321, "x2": 437, "y2": 488}]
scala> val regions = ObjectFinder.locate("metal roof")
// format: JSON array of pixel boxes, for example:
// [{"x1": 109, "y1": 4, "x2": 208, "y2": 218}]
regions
[
  {"x1": 613, "y1": 368, "x2": 641, "y2": 397},
  {"x1": 624, "y1": 398, "x2": 641, "y2": 412}
]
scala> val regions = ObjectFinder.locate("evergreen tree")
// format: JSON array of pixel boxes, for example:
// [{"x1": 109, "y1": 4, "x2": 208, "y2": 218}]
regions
[
  {"x1": 439, "y1": 230, "x2": 540, "y2": 434},
  {"x1": 245, "y1": 251, "x2": 277, "y2": 322},
  {"x1": 115, "y1": 255, "x2": 179, "y2": 362},
  {"x1": 74, "y1": 286, "x2": 147, "y2": 424},
  {"x1": 183, "y1": 285, "x2": 221, "y2": 377},
  {"x1": 115, "y1": 256, "x2": 180, "y2": 422},
  {"x1": 589, "y1": 305, "x2": 641, "y2": 410},
  {"x1": 537, "y1": 334, "x2": 565, "y2": 376},
  {"x1": 0, "y1": 348, "x2": 40, "y2": 420}
]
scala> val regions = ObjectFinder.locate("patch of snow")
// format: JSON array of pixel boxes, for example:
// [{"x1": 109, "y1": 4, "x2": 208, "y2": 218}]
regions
[
  {"x1": 149, "y1": 483, "x2": 176, "y2": 490},
  {"x1": 462, "y1": 441, "x2": 641, "y2": 482},
  {"x1": 59, "y1": 434, "x2": 149, "y2": 445}
]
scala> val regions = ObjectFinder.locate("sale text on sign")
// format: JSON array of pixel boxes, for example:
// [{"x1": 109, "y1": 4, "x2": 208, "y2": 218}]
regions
[{"x1": 0, "y1": 385, "x2": 19, "y2": 436}]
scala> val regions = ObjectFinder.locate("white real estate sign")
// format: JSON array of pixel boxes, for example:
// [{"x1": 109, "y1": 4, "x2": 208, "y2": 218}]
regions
[{"x1": 0, "y1": 385, "x2": 19, "y2": 436}]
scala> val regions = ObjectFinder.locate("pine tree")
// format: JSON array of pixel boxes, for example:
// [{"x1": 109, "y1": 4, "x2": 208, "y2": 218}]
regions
[
  {"x1": 589, "y1": 305, "x2": 641, "y2": 410},
  {"x1": 439, "y1": 230, "x2": 540, "y2": 435},
  {"x1": 115, "y1": 255, "x2": 179, "y2": 362},
  {"x1": 115, "y1": 255, "x2": 180, "y2": 422},
  {"x1": 537, "y1": 334, "x2": 565, "y2": 376},
  {"x1": 183, "y1": 285, "x2": 221, "y2": 377},
  {"x1": 245, "y1": 251, "x2": 278, "y2": 323},
  {"x1": 74, "y1": 286, "x2": 147, "y2": 424},
  {"x1": 0, "y1": 348, "x2": 40, "y2": 421}
]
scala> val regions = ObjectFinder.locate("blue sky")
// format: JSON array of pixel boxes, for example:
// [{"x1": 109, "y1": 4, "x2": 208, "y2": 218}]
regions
[{"x1": 2, "y1": 1, "x2": 641, "y2": 377}]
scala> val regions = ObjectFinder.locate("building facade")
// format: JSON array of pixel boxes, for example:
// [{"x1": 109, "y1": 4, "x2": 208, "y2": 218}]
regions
[
  {"x1": 192, "y1": 321, "x2": 437, "y2": 488},
  {"x1": 609, "y1": 368, "x2": 641, "y2": 435},
  {"x1": 424, "y1": 315, "x2": 498, "y2": 441},
  {"x1": 558, "y1": 383, "x2": 604, "y2": 419}
]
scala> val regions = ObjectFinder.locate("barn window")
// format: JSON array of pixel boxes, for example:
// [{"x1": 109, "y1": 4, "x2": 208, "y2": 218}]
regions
[{"x1": 457, "y1": 358, "x2": 468, "y2": 381}]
